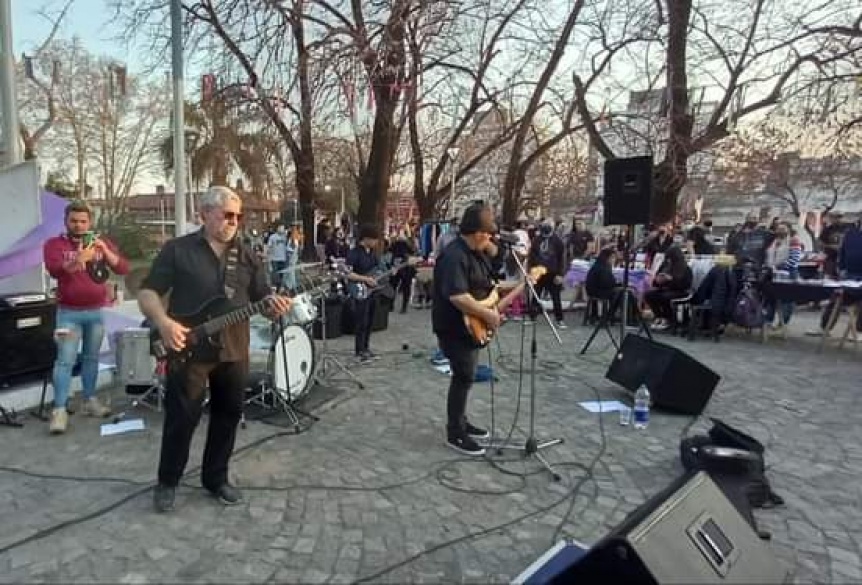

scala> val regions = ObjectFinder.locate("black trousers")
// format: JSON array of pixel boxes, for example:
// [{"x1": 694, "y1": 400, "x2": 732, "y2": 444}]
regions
[
  {"x1": 645, "y1": 289, "x2": 688, "y2": 323},
  {"x1": 353, "y1": 298, "x2": 375, "y2": 354},
  {"x1": 391, "y1": 266, "x2": 416, "y2": 311},
  {"x1": 438, "y1": 335, "x2": 479, "y2": 436},
  {"x1": 533, "y1": 272, "x2": 564, "y2": 322},
  {"x1": 157, "y1": 360, "x2": 246, "y2": 490}
]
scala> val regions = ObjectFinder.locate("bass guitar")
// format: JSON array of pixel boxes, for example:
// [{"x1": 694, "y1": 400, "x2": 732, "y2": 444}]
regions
[
  {"x1": 150, "y1": 296, "x2": 277, "y2": 362},
  {"x1": 465, "y1": 266, "x2": 547, "y2": 347},
  {"x1": 347, "y1": 257, "x2": 421, "y2": 300}
]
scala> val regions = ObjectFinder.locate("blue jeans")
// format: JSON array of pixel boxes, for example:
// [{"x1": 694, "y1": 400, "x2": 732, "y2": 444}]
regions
[
  {"x1": 765, "y1": 300, "x2": 794, "y2": 325},
  {"x1": 52, "y1": 308, "x2": 105, "y2": 408}
]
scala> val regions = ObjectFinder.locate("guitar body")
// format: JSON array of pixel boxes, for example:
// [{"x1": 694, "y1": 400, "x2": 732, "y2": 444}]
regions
[
  {"x1": 150, "y1": 296, "x2": 241, "y2": 362},
  {"x1": 464, "y1": 289, "x2": 500, "y2": 347},
  {"x1": 463, "y1": 266, "x2": 547, "y2": 347}
]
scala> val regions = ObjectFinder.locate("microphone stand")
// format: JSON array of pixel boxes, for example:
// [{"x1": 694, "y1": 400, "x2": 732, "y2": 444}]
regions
[{"x1": 493, "y1": 244, "x2": 564, "y2": 481}]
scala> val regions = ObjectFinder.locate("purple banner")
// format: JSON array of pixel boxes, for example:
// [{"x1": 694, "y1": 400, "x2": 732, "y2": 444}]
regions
[{"x1": 0, "y1": 192, "x2": 67, "y2": 280}]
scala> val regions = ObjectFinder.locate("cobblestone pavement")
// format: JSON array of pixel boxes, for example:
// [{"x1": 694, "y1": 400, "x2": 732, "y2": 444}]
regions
[{"x1": 1, "y1": 307, "x2": 860, "y2": 584}]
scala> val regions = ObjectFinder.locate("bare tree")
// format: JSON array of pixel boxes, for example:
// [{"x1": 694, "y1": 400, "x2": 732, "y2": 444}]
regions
[
  {"x1": 571, "y1": 0, "x2": 861, "y2": 223},
  {"x1": 14, "y1": 0, "x2": 74, "y2": 160}
]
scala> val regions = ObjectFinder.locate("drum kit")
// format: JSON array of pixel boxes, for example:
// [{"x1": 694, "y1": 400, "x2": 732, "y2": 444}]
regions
[
  {"x1": 243, "y1": 261, "x2": 363, "y2": 429},
  {"x1": 112, "y1": 261, "x2": 362, "y2": 428}
]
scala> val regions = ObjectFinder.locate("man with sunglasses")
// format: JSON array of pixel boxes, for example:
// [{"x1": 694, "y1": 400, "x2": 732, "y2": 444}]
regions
[
  {"x1": 138, "y1": 186, "x2": 292, "y2": 513},
  {"x1": 433, "y1": 203, "x2": 528, "y2": 455}
]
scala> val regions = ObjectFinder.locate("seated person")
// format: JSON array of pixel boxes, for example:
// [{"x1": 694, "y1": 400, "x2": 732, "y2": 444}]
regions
[
  {"x1": 686, "y1": 226, "x2": 716, "y2": 255},
  {"x1": 585, "y1": 248, "x2": 618, "y2": 301},
  {"x1": 645, "y1": 246, "x2": 692, "y2": 331}
]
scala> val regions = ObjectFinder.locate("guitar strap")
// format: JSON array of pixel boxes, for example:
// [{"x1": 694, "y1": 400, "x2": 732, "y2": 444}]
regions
[{"x1": 222, "y1": 239, "x2": 241, "y2": 300}]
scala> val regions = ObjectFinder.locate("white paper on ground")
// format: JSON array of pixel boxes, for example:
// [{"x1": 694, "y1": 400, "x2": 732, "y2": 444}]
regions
[
  {"x1": 579, "y1": 400, "x2": 628, "y2": 413},
  {"x1": 100, "y1": 418, "x2": 146, "y2": 436},
  {"x1": 433, "y1": 364, "x2": 452, "y2": 376}
]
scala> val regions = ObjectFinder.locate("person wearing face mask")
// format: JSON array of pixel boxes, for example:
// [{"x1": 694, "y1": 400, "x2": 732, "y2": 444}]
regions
[
  {"x1": 389, "y1": 230, "x2": 417, "y2": 313},
  {"x1": 644, "y1": 224, "x2": 674, "y2": 266},
  {"x1": 727, "y1": 212, "x2": 769, "y2": 266},
  {"x1": 325, "y1": 227, "x2": 349, "y2": 260},
  {"x1": 528, "y1": 221, "x2": 568, "y2": 328},
  {"x1": 763, "y1": 222, "x2": 802, "y2": 327}
]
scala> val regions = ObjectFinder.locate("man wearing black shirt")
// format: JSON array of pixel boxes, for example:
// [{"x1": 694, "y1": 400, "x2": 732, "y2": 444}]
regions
[
  {"x1": 529, "y1": 221, "x2": 568, "y2": 327},
  {"x1": 388, "y1": 231, "x2": 417, "y2": 313},
  {"x1": 345, "y1": 225, "x2": 382, "y2": 363},
  {"x1": 433, "y1": 204, "x2": 527, "y2": 455},
  {"x1": 138, "y1": 186, "x2": 292, "y2": 513}
]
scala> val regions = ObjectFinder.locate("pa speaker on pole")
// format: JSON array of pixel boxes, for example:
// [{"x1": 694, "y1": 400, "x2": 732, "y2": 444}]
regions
[{"x1": 603, "y1": 155, "x2": 653, "y2": 226}]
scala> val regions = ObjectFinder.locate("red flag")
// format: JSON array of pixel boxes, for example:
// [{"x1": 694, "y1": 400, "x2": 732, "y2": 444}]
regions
[{"x1": 202, "y1": 74, "x2": 216, "y2": 101}]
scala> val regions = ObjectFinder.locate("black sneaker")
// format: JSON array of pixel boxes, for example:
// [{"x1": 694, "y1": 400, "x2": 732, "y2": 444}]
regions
[
  {"x1": 358, "y1": 352, "x2": 373, "y2": 364},
  {"x1": 153, "y1": 484, "x2": 175, "y2": 513},
  {"x1": 464, "y1": 421, "x2": 490, "y2": 439},
  {"x1": 365, "y1": 350, "x2": 381, "y2": 361},
  {"x1": 208, "y1": 483, "x2": 243, "y2": 506},
  {"x1": 446, "y1": 434, "x2": 486, "y2": 456}
]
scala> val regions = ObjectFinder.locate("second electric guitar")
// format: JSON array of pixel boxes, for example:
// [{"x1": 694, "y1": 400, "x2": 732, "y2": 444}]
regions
[{"x1": 465, "y1": 266, "x2": 547, "y2": 347}]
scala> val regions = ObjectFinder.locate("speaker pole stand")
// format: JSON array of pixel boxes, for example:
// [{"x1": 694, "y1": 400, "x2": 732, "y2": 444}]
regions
[{"x1": 493, "y1": 247, "x2": 564, "y2": 482}]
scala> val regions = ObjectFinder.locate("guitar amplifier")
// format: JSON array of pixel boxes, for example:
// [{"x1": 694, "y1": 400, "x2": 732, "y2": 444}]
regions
[
  {"x1": 114, "y1": 328, "x2": 157, "y2": 386},
  {"x1": 0, "y1": 293, "x2": 57, "y2": 383}
]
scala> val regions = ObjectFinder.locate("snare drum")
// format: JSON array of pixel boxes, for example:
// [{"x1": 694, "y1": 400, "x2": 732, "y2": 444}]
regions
[{"x1": 287, "y1": 292, "x2": 319, "y2": 325}]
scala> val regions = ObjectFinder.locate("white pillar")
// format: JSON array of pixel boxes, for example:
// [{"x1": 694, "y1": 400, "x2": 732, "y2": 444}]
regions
[
  {"x1": 170, "y1": 0, "x2": 187, "y2": 236},
  {"x1": 0, "y1": 0, "x2": 22, "y2": 166}
]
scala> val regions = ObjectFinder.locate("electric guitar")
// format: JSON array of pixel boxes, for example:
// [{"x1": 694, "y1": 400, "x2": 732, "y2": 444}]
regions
[
  {"x1": 150, "y1": 296, "x2": 279, "y2": 362},
  {"x1": 347, "y1": 257, "x2": 421, "y2": 300},
  {"x1": 465, "y1": 266, "x2": 547, "y2": 347}
]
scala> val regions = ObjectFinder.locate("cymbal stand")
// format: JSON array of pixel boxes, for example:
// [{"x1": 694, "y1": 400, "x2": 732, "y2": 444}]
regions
[
  {"x1": 313, "y1": 291, "x2": 364, "y2": 390},
  {"x1": 492, "y1": 247, "x2": 564, "y2": 481}
]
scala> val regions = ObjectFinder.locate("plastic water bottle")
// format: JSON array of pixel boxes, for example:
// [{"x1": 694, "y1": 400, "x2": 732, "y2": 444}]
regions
[{"x1": 633, "y1": 384, "x2": 650, "y2": 430}]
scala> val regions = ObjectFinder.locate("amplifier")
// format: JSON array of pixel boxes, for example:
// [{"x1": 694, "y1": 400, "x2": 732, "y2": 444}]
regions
[{"x1": 0, "y1": 294, "x2": 57, "y2": 382}]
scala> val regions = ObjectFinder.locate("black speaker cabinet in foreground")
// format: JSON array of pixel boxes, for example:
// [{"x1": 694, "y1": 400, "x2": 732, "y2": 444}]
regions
[
  {"x1": 604, "y1": 155, "x2": 653, "y2": 226},
  {"x1": 0, "y1": 294, "x2": 57, "y2": 383},
  {"x1": 606, "y1": 334, "x2": 720, "y2": 415},
  {"x1": 551, "y1": 472, "x2": 788, "y2": 584}
]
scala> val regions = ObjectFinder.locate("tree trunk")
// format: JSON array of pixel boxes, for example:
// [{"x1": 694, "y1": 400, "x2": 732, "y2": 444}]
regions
[
  {"x1": 357, "y1": 94, "x2": 403, "y2": 234},
  {"x1": 654, "y1": 0, "x2": 695, "y2": 224}
]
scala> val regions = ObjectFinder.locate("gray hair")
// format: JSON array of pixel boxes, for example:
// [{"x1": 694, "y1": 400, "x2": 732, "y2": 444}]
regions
[{"x1": 199, "y1": 186, "x2": 241, "y2": 211}]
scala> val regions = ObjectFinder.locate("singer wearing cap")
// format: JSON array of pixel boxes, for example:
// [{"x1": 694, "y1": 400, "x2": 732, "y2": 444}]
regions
[{"x1": 432, "y1": 203, "x2": 527, "y2": 455}]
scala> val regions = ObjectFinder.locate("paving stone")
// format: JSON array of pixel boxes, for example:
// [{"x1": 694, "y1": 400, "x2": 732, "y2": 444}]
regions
[{"x1": 0, "y1": 312, "x2": 860, "y2": 582}]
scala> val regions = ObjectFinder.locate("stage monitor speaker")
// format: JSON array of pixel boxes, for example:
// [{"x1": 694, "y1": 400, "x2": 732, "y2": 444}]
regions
[
  {"x1": 606, "y1": 334, "x2": 719, "y2": 415},
  {"x1": 603, "y1": 155, "x2": 653, "y2": 226},
  {"x1": 0, "y1": 294, "x2": 57, "y2": 383},
  {"x1": 550, "y1": 471, "x2": 788, "y2": 584}
]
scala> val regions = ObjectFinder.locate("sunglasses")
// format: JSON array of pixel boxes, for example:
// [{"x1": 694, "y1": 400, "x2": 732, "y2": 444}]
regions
[{"x1": 222, "y1": 211, "x2": 244, "y2": 222}]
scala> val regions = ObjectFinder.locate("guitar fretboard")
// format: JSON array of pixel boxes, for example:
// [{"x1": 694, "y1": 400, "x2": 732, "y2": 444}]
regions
[{"x1": 195, "y1": 299, "x2": 270, "y2": 337}]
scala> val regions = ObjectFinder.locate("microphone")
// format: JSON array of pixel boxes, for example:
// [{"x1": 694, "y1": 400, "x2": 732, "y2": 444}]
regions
[{"x1": 494, "y1": 231, "x2": 521, "y2": 246}]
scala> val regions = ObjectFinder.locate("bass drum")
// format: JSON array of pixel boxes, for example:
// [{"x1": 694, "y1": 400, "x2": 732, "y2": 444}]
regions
[{"x1": 270, "y1": 324, "x2": 316, "y2": 402}]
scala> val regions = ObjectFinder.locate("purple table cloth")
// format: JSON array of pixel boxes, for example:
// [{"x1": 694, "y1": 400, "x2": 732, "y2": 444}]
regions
[{"x1": 565, "y1": 264, "x2": 650, "y2": 298}]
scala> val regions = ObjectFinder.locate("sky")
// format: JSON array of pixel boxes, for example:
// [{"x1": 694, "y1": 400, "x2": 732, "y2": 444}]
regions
[{"x1": 13, "y1": 0, "x2": 145, "y2": 72}]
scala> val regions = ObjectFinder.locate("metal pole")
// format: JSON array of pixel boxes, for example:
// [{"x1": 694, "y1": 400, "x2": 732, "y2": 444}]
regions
[
  {"x1": 170, "y1": 0, "x2": 187, "y2": 236},
  {"x1": 0, "y1": 0, "x2": 22, "y2": 166},
  {"x1": 450, "y1": 165, "x2": 456, "y2": 218}
]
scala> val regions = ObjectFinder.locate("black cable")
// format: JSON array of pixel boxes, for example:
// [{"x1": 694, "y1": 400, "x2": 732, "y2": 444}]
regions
[{"x1": 0, "y1": 428, "x2": 294, "y2": 556}]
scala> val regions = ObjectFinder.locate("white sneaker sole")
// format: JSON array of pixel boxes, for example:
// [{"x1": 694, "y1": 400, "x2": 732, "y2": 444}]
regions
[{"x1": 446, "y1": 441, "x2": 486, "y2": 456}]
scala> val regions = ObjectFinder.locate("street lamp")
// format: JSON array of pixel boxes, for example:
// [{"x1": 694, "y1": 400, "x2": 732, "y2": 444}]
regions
[
  {"x1": 184, "y1": 128, "x2": 199, "y2": 220},
  {"x1": 446, "y1": 147, "x2": 459, "y2": 219}
]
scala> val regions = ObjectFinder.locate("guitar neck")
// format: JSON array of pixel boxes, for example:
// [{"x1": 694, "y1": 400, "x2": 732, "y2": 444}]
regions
[{"x1": 193, "y1": 299, "x2": 269, "y2": 338}]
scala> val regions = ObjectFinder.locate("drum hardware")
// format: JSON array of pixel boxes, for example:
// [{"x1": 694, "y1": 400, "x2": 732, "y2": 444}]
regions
[
  {"x1": 244, "y1": 317, "x2": 319, "y2": 432},
  {"x1": 113, "y1": 328, "x2": 166, "y2": 418},
  {"x1": 313, "y1": 290, "x2": 364, "y2": 390}
]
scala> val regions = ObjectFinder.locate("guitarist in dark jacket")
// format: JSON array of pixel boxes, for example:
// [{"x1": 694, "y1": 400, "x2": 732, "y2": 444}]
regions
[
  {"x1": 432, "y1": 203, "x2": 528, "y2": 456},
  {"x1": 345, "y1": 224, "x2": 382, "y2": 363},
  {"x1": 138, "y1": 186, "x2": 291, "y2": 513}
]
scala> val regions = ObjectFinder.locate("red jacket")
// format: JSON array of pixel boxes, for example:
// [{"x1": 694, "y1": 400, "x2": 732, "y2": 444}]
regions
[{"x1": 43, "y1": 235, "x2": 130, "y2": 309}]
